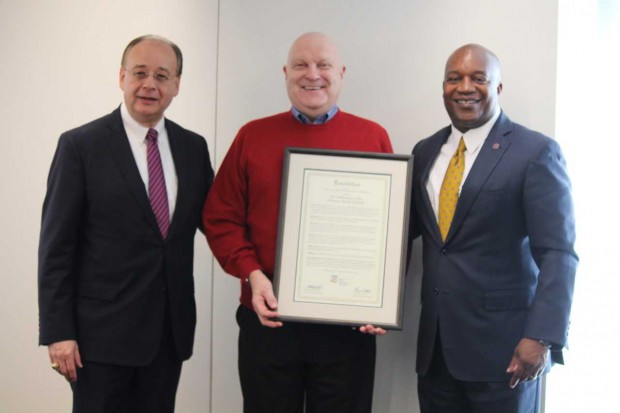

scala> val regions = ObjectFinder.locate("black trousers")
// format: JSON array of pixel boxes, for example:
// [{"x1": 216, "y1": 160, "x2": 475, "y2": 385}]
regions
[
  {"x1": 418, "y1": 334, "x2": 541, "y2": 413},
  {"x1": 70, "y1": 315, "x2": 182, "y2": 413},
  {"x1": 236, "y1": 304, "x2": 376, "y2": 413}
]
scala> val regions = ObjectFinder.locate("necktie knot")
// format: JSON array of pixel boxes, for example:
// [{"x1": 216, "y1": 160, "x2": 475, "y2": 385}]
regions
[
  {"x1": 453, "y1": 137, "x2": 466, "y2": 166},
  {"x1": 146, "y1": 128, "x2": 158, "y2": 143},
  {"x1": 457, "y1": 136, "x2": 466, "y2": 154}
]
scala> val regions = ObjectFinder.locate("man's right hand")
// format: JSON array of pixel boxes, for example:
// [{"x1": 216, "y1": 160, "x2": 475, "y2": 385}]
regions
[
  {"x1": 48, "y1": 340, "x2": 82, "y2": 382},
  {"x1": 248, "y1": 270, "x2": 283, "y2": 328}
]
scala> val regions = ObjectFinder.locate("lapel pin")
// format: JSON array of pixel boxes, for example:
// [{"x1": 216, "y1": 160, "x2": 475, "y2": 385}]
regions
[{"x1": 492, "y1": 143, "x2": 500, "y2": 150}]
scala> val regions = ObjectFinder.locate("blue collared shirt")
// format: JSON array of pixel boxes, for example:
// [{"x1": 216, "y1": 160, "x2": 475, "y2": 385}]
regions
[{"x1": 291, "y1": 106, "x2": 339, "y2": 124}]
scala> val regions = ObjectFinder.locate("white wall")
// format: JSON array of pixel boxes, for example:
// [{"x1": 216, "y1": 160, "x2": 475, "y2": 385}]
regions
[
  {"x1": 545, "y1": 1, "x2": 620, "y2": 412},
  {"x1": 0, "y1": 1, "x2": 558, "y2": 412}
]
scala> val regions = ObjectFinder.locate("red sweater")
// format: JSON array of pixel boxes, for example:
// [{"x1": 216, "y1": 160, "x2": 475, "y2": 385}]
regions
[{"x1": 203, "y1": 110, "x2": 393, "y2": 309}]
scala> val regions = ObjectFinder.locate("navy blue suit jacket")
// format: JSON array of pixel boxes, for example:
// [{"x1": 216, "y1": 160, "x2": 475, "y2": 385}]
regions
[
  {"x1": 38, "y1": 108, "x2": 214, "y2": 366},
  {"x1": 411, "y1": 112, "x2": 577, "y2": 381}
]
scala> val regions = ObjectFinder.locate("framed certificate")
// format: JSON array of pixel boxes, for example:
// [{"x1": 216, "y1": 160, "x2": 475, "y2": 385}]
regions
[{"x1": 273, "y1": 148, "x2": 412, "y2": 330}]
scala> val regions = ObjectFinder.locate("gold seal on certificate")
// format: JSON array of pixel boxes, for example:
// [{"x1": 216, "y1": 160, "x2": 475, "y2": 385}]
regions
[{"x1": 273, "y1": 148, "x2": 412, "y2": 329}]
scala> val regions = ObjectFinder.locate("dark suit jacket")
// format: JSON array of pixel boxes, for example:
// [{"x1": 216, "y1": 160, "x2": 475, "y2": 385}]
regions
[
  {"x1": 38, "y1": 107, "x2": 214, "y2": 366},
  {"x1": 411, "y1": 112, "x2": 577, "y2": 382}
]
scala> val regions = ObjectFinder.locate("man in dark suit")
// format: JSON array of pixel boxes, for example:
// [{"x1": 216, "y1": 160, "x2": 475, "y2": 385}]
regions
[
  {"x1": 411, "y1": 44, "x2": 577, "y2": 413},
  {"x1": 38, "y1": 35, "x2": 213, "y2": 413}
]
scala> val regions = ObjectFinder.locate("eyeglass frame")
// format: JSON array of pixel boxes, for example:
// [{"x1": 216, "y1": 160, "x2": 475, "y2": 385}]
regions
[{"x1": 122, "y1": 67, "x2": 179, "y2": 84}]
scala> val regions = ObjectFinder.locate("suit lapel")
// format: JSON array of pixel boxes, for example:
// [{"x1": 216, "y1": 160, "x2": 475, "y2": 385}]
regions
[
  {"x1": 166, "y1": 120, "x2": 189, "y2": 241},
  {"x1": 104, "y1": 109, "x2": 162, "y2": 239},
  {"x1": 445, "y1": 113, "x2": 513, "y2": 243},
  {"x1": 418, "y1": 128, "x2": 450, "y2": 246}
]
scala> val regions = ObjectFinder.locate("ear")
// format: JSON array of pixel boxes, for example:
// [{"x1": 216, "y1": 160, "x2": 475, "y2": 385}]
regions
[
  {"x1": 283, "y1": 65, "x2": 288, "y2": 78},
  {"x1": 497, "y1": 81, "x2": 503, "y2": 95},
  {"x1": 119, "y1": 67, "x2": 126, "y2": 91},
  {"x1": 173, "y1": 75, "x2": 181, "y2": 97},
  {"x1": 340, "y1": 65, "x2": 346, "y2": 79}
]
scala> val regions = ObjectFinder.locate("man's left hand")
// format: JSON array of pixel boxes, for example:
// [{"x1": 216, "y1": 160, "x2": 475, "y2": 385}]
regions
[{"x1": 506, "y1": 338, "x2": 549, "y2": 388}]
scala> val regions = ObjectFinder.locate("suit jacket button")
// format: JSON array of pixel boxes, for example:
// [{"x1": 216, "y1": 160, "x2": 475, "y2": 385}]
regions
[
  {"x1": 434, "y1": 288, "x2": 439, "y2": 295},
  {"x1": 441, "y1": 249, "x2": 447, "y2": 255}
]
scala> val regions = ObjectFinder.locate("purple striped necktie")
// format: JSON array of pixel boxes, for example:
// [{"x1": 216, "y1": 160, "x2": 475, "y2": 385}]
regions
[{"x1": 146, "y1": 128, "x2": 170, "y2": 238}]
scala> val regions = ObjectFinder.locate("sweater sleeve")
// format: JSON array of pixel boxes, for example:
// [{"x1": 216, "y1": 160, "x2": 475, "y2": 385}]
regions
[{"x1": 202, "y1": 131, "x2": 262, "y2": 280}]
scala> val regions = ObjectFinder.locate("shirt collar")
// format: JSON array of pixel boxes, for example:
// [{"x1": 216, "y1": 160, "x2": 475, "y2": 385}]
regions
[
  {"x1": 120, "y1": 102, "x2": 165, "y2": 143},
  {"x1": 449, "y1": 107, "x2": 501, "y2": 154},
  {"x1": 291, "y1": 105, "x2": 339, "y2": 124}
]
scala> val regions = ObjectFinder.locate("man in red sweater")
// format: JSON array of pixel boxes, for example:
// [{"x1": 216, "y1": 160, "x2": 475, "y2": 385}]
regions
[{"x1": 203, "y1": 32, "x2": 392, "y2": 413}]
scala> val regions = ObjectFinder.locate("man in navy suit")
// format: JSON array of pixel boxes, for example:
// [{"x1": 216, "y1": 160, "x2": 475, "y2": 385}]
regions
[
  {"x1": 411, "y1": 44, "x2": 577, "y2": 412},
  {"x1": 38, "y1": 35, "x2": 213, "y2": 412}
]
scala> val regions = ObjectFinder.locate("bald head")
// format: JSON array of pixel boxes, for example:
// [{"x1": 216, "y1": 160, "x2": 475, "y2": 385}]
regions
[
  {"x1": 445, "y1": 44, "x2": 501, "y2": 83},
  {"x1": 283, "y1": 32, "x2": 345, "y2": 121},
  {"x1": 286, "y1": 32, "x2": 342, "y2": 67},
  {"x1": 442, "y1": 44, "x2": 503, "y2": 133}
]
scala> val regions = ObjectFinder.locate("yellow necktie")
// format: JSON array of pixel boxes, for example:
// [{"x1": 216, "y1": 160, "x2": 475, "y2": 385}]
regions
[{"x1": 438, "y1": 137, "x2": 466, "y2": 241}]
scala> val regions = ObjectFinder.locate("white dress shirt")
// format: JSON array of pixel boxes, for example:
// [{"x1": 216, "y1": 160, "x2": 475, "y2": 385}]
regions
[
  {"x1": 425, "y1": 109, "x2": 501, "y2": 222},
  {"x1": 120, "y1": 103, "x2": 178, "y2": 220}
]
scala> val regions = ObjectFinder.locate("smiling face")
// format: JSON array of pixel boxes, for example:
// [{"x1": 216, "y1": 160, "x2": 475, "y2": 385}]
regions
[
  {"x1": 119, "y1": 39, "x2": 180, "y2": 127},
  {"x1": 283, "y1": 33, "x2": 345, "y2": 121},
  {"x1": 443, "y1": 45, "x2": 502, "y2": 133}
]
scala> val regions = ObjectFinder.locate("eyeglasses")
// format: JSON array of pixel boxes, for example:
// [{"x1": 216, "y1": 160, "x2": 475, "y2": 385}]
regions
[{"x1": 124, "y1": 68, "x2": 176, "y2": 83}]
